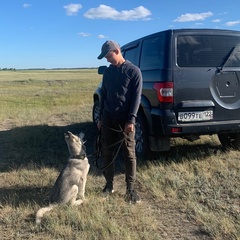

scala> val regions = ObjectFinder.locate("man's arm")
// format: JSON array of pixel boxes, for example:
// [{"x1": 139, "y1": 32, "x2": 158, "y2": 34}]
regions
[{"x1": 127, "y1": 67, "x2": 143, "y2": 124}]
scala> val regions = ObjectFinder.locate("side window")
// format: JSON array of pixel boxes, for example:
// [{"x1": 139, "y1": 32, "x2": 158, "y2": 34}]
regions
[
  {"x1": 140, "y1": 35, "x2": 166, "y2": 70},
  {"x1": 124, "y1": 47, "x2": 138, "y2": 66}
]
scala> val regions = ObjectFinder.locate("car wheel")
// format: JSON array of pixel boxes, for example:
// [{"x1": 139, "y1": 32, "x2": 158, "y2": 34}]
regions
[
  {"x1": 92, "y1": 100, "x2": 100, "y2": 126},
  {"x1": 135, "y1": 112, "x2": 149, "y2": 158},
  {"x1": 218, "y1": 133, "x2": 240, "y2": 150}
]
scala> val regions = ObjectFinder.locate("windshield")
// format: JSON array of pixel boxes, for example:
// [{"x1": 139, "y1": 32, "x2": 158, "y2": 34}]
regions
[{"x1": 177, "y1": 35, "x2": 240, "y2": 67}]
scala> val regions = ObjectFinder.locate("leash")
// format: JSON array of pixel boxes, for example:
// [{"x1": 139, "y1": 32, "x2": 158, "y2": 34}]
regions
[{"x1": 89, "y1": 124, "x2": 126, "y2": 171}]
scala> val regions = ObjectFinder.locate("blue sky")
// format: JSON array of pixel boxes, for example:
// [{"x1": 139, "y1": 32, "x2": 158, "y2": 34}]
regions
[{"x1": 1, "y1": 0, "x2": 240, "y2": 69}]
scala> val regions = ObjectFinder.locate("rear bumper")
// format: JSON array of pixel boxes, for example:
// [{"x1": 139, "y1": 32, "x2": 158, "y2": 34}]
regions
[
  {"x1": 166, "y1": 120, "x2": 240, "y2": 136},
  {"x1": 150, "y1": 109, "x2": 240, "y2": 137}
]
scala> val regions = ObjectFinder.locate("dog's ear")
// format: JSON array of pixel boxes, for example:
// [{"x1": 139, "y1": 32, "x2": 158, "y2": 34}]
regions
[{"x1": 79, "y1": 132, "x2": 85, "y2": 140}]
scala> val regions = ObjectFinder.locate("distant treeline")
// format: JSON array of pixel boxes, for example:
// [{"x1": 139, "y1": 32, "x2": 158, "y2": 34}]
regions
[{"x1": 1, "y1": 68, "x2": 16, "y2": 71}]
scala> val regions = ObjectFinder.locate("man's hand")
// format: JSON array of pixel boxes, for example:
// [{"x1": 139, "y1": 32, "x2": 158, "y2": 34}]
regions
[{"x1": 124, "y1": 122, "x2": 134, "y2": 133}]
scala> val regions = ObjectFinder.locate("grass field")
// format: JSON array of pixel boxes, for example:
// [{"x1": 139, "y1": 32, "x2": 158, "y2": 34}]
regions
[{"x1": 0, "y1": 69, "x2": 239, "y2": 240}]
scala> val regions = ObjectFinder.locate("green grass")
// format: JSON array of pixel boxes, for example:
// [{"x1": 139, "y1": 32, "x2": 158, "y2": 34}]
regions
[
  {"x1": 0, "y1": 69, "x2": 239, "y2": 240},
  {"x1": 0, "y1": 69, "x2": 100, "y2": 127}
]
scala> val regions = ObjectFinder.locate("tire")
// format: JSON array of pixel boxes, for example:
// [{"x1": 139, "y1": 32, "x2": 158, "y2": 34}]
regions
[
  {"x1": 92, "y1": 100, "x2": 100, "y2": 127},
  {"x1": 135, "y1": 112, "x2": 149, "y2": 158},
  {"x1": 218, "y1": 133, "x2": 240, "y2": 150}
]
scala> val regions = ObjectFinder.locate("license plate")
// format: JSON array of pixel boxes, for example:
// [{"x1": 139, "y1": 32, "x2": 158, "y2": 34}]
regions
[{"x1": 178, "y1": 110, "x2": 213, "y2": 122}]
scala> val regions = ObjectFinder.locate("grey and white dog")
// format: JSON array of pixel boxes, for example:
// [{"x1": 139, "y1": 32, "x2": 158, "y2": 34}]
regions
[{"x1": 36, "y1": 131, "x2": 90, "y2": 224}]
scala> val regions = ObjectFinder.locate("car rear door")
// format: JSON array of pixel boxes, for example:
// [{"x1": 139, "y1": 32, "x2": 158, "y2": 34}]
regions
[{"x1": 173, "y1": 30, "x2": 240, "y2": 125}]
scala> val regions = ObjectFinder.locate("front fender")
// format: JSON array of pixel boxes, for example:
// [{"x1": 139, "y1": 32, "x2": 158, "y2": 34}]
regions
[{"x1": 93, "y1": 85, "x2": 102, "y2": 103}]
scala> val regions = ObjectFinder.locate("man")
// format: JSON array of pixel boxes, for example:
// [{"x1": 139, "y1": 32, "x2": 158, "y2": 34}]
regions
[{"x1": 97, "y1": 40, "x2": 142, "y2": 204}]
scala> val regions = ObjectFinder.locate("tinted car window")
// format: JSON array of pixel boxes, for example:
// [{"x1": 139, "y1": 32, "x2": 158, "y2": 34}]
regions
[
  {"x1": 177, "y1": 35, "x2": 240, "y2": 67},
  {"x1": 140, "y1": 35, "x2": 166, "y2": 70},
  {"x1": 123, "y1": 47, "x2": 138, "y2": 66}
]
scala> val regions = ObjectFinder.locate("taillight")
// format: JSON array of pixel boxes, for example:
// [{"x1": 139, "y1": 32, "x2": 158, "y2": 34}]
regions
[
  {"x1": 171, "y1": 127, "x2": 182, "y2": 133},
  {"x1": 153, "y1": 82, "x2": 173, "y2": 103}
]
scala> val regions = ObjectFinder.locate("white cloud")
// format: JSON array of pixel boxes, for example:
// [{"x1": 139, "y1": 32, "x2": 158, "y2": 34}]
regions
[
  {"x1": 225, "y1": 20, "x2": 240, "y2": 26},
  {"x1": 78, "y1": 32, "x2": 91, "y2": 37},
  {"x1": 98, "y1": 34, "x2": 108, "y2": 39},
  {"x1": 64, "y1": 3, "x2": 82, "y2": 16},
  {"x1": 23, "y1": 3, "x2": 31, "y2": 8},
  {"x1": 212, "y1": 19, "x2": 221, "y2": 23},
  {"x1": 174, "y1": 11, "x2": 213, "y2": 22},
  {"x1": 84, "y1": 5, "x2": 151, "y2": 21}
]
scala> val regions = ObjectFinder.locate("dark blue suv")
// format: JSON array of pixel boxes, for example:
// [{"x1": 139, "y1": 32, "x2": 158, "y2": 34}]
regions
[{"x1": 93, "y1": 29, "x2": 240, "y2": 157}]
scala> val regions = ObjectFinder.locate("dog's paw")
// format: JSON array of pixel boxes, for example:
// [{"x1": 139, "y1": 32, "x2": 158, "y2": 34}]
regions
[{"x1": 74, "y1": 199, "x2": 83, "y2": 206}]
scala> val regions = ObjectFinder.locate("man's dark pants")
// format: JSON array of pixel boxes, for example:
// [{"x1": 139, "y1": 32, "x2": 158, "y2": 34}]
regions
[{"x1": 101, "y1": 112, "x2": 136, "y2": 190}]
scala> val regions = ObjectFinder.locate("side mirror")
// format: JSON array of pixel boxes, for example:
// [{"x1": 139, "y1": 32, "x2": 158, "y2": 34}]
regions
[{"x1": 98, "y1": 66, "x2": 107, "y2": 74}]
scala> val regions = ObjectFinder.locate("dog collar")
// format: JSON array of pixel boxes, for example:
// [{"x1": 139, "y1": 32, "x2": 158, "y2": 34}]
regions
[
  {"x1": 72, "y1": 154, "x2": 86, "y2": 159},
  {"x1": 71, "y1": 145, "x2": 86, "y2": 159}
]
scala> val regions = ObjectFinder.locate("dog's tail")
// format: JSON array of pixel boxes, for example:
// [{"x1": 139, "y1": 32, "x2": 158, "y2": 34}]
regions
[{"x1": 36, "y1": 204, "x2": 56, "y2": 224}]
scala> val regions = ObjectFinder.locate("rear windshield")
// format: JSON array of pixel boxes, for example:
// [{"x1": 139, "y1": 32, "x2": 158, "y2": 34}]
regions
[{"x1": 177, "y1": 35, "x2": 240, "y2": 67}]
